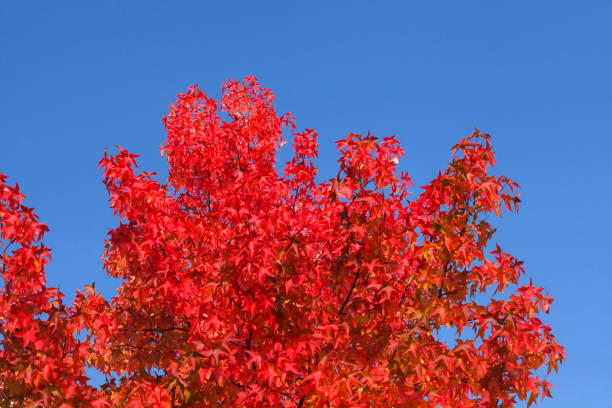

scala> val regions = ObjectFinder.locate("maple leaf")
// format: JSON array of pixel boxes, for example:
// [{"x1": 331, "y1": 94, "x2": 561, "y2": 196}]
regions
[
  {"x1": 304, "y1": 370, "x2": 326, "y2": 389},
  {"x1": 20, "y1": 327, "x2": 38, "y2": 347}
]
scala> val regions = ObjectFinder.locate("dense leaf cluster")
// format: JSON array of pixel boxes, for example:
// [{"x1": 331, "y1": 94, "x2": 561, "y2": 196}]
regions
[{"x1": 0, "y1": 77, "x2": 563, "y2": 407}]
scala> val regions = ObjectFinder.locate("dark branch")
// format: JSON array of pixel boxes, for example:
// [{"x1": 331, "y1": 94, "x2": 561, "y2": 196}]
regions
[
  {"x1": 118, "y1": 327, "x2": 188, "y2": 334},
  {"x1": 339, "y1": 271, "x2": 359, "y2": 315}
]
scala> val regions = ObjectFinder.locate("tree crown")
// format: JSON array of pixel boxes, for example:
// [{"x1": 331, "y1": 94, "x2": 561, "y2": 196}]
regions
[{"x1": 0, "y1": 77, "x2": 564, "y2": 407}]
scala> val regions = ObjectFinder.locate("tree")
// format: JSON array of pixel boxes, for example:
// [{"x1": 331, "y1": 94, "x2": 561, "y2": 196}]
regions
[{"x1": 0, "y1": 77, "x2": 564, "y2": 407}]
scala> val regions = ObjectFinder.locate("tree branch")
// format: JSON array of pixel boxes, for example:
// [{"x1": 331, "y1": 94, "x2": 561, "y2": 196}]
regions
[
  {"x1": 118, "y1": 327, "x2": 188, "y2": 334},
  {"x1": 339, "y1": 271, "x2": 359, "y2": 315}
]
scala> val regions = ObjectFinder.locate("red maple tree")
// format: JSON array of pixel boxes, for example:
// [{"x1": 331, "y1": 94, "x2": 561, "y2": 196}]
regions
[{"x1": 0, "y1": 77, "x2": 564, "y2": 407}]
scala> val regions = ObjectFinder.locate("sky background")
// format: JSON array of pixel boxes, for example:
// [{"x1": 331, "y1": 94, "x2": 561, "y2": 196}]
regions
[{"x1": 1, "y1": 1, "x2": 610, "y2": 406}]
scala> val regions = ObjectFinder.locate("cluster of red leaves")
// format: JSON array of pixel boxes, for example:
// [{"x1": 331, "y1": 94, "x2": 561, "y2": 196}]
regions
[{"x1": 0, "y1": 77, "x2": 564, "y2": 407}]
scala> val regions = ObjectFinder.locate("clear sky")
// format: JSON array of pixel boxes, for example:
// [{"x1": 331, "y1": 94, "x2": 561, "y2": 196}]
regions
[{"x1": 1, "y1": 1, "x2": 610, "y2": 406}]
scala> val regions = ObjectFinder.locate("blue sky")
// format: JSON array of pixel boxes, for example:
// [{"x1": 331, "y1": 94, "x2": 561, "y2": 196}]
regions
[{"x1": 1, "y1": 1, "x2": 610, "y2": 405}]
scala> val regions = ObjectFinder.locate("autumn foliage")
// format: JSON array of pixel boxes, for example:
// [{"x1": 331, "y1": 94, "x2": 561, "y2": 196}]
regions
[{"x1": 0, "y1": 77, "x2": 564, "y2": 407}]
